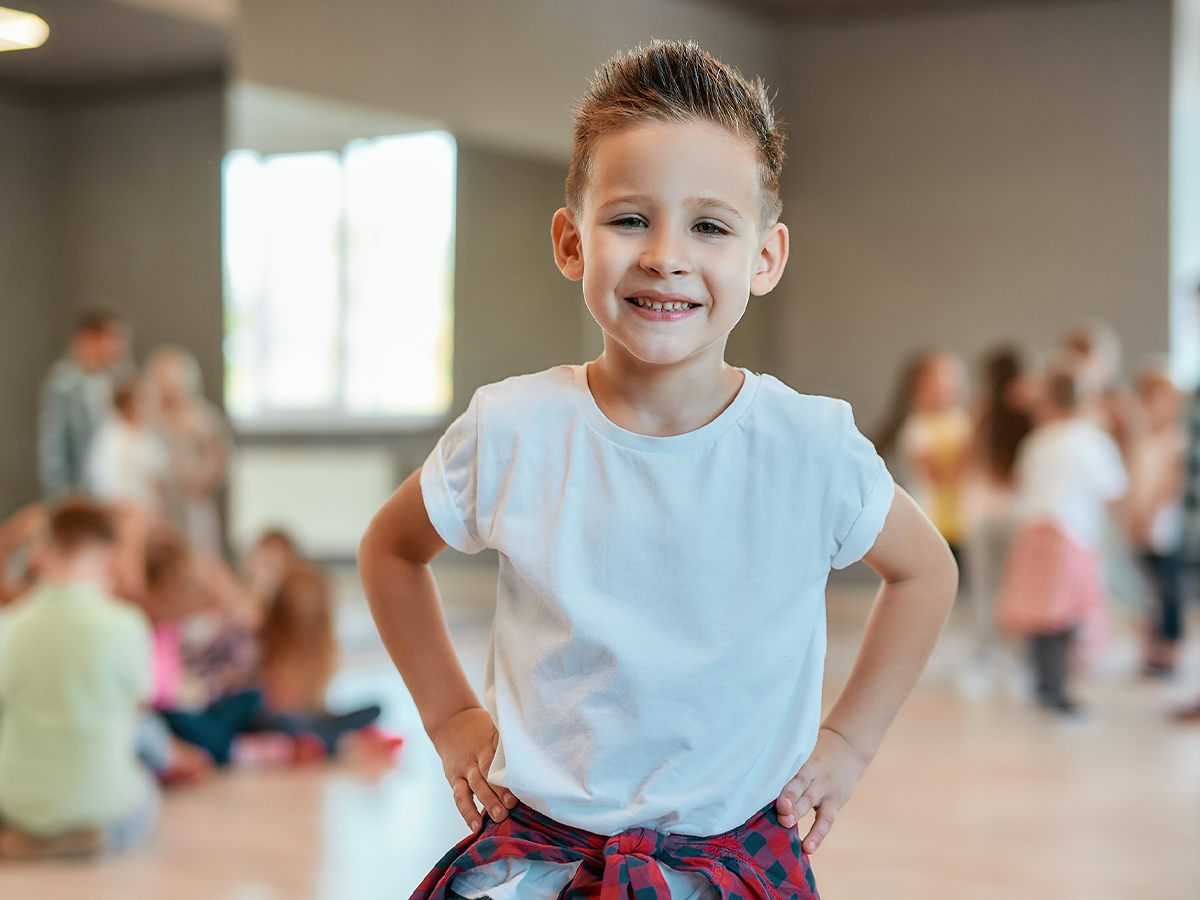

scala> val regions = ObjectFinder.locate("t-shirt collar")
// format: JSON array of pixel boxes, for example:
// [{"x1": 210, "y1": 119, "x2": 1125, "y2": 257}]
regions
[{"x1": 571, "y1": 364, "x2": 760, "y2": 453}]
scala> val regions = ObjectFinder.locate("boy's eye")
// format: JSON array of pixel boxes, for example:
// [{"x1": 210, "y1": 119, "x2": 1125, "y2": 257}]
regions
[
  {"x1": 610, "y1": 215, "x2": 647, "y2": 229},
  {"x1": 694, "y1": 220, "x2": 728, "y2": 236}
]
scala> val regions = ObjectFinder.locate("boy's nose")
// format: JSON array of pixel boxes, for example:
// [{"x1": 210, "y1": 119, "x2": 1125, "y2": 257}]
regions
[{"x1": 639, "y1": 229, "x2": 691, "y2": 276}]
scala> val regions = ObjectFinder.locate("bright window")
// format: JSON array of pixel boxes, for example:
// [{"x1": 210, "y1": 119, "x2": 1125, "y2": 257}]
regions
[{"x1": 223, "y1": 132, "x2": 455, "y2": 428}]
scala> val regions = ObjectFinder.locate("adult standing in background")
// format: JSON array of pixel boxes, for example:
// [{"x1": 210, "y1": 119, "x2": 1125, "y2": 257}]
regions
[
  {"x1": 38, "y1": 308, "x2": 131, "y2": 500},
  {"x1": 145, "y1": 346, "x2": 231, "y2": 558}
]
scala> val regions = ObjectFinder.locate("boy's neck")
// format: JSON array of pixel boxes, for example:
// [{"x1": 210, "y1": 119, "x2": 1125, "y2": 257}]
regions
[
  {"x1": 586, "y1": 343, "x2": 744, "y2": 437},
  {"x1": 40, "y1": 548, "x2": 114, "y2": 594}
]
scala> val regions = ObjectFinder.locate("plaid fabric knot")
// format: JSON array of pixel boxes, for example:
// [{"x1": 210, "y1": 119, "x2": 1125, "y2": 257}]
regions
[
  {"x1": 600, "y1": 828, "x2": 668, "y2": 900},
  {"x1": 411, "y1": 801, "x2": 820, "y2": 900}
]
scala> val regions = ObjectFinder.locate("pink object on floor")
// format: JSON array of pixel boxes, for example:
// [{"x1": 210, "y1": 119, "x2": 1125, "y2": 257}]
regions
[
  {"x1": 357, "y1": 725, "x2": 405, "y2": 762},
  {"x1": 230, "y1": 732, "x2": 296, "y2": 768}
]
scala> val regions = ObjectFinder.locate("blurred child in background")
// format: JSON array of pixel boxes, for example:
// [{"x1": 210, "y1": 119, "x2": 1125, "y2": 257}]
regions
[
  {"x1": 142, "y1": 528, "x2": 263, "y2": 767},
  {"x1": 873, "y1": 350, "x2": 928, "y2": 481},
  {"x1": 1126, "y1": 362, "x2": 1184, "y2": 678},
  {"x1": 0, "y1": 500, "x2": 157, "y2": 859},
  {"x1": 960, "y1": 347, "x2": 1033, "y2": 693},
  {"x1": 899, "y1": 352, "x2": 973, "y2": 569},
  {"x1": 1059, "y1": 321, "x2": 1133, "y2": 453},
  {"x1": 251, "y1": 562, "x2": 388, "y2": 759},
  {"x1": 88, "y1": 378, "x2": 170, "y2": 518},
  {"x1": 241, "y1": 529, "x2": 300, "y2": 612},
  {"x1": 0, "y1": 505, "x2": 48, "y2": 610},
  {"x1": 996, "y1": 368, "x2": 1127, "y2": 715},
  {"x1": 146, "y1": 347, "x2": 230, "y2": 558},
  {"x1": 145, "y1": 529, "x2": 392, "y2": 765}
]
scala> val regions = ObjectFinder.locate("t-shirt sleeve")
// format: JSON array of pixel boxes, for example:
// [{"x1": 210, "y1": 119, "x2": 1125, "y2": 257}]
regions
[
  {"x1": 421, "y1": 391, "x2": 488, "y2": 554},
  {"x1": 829, "y1": 402, "x2": 896, "y2": 570}
]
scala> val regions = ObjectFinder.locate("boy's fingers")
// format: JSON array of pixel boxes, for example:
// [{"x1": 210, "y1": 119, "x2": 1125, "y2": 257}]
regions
[
  {"x1": 775, "y1": 771, "x2": 813, "y2": 826},
  {"x1": 450, "y1": 778, "x2": 482, "y2": 831},
  {"x1": 801, "y1": 802, "x2": 839, "y2": 855},
  {"x1": 501, "y1": 789, "x2": 519, "y2": 809},
  {"x1": 466, "y1": 765, "x2": 506, "y2": 822}
]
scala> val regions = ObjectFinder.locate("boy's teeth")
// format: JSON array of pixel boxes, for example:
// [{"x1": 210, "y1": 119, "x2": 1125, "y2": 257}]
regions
[{"x1": 631, "y1": 297, "x2": 692, "y2": 311}]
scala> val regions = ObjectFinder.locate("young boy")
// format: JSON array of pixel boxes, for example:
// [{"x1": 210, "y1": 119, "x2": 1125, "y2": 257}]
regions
[
  {"x1": 360, "y1": 41, "x2": 957, "y2": 900},
  {"x1": 995, "y1": 368, "x2": 1127, "y2": 715},
  {"x1": 0, "y1": 499, "x2": 157, "y2": 858}
]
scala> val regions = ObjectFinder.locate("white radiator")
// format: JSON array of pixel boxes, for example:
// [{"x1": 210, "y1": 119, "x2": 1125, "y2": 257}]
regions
[{"x1": 230, "y1": 446, "x2": 396, "y2": 559}]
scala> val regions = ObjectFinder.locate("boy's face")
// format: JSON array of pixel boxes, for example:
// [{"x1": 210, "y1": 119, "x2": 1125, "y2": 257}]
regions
[{"x1": 553, "y1": 119, "x2": 788, "y2": 370}]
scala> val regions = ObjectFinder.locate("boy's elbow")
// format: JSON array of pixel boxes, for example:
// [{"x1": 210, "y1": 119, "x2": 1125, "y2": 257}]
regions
[
  {"x1": 357, "y1": 525, "x2": 378, "y2": 577},
  {"x1": 357, "y1": 513, "x2": 384, "y2": 578},
  {"x1": 939, "y1": 540, "x2": 960, "y2": 599},
  {"x1": 919, "y1": 533, "x2": 959, "y2": 612}
]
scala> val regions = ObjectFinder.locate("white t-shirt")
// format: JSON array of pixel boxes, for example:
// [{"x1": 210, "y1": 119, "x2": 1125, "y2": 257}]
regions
[
  {"x1": 87, "y1": 420, "x2": 169, "y2": 512},
  {"x1": 422, "y1": 365, "x2": 894, "y2": 838},
  {"x1": 1013, "y1": 418, "x2": 1127, "y2": 549}
]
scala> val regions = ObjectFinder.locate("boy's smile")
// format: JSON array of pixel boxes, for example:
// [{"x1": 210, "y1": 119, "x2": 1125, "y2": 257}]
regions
[{"x1": 553, "y1": 119, "x2": 788, "y2": 374}]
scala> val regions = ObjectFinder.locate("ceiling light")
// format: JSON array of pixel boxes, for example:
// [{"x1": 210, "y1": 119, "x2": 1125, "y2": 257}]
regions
[{"x1": 0, "y1": 7, "x2": 49, "y2": 51}]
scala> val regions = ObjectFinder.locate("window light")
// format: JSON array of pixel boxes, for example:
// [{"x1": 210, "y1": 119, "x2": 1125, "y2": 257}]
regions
[{"x1": 0, "y1": 7, "x2": 48, "y2": 52}]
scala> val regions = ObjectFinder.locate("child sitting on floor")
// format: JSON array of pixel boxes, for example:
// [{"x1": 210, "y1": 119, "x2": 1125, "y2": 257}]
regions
[
  {"x1": 145, "y1": 531, "x2": 392, "y2": 766},
  {"x1": 359, "y1": 41, "x2": 957, "y2": 900},
  {"x1": 996, "y1": 367, "x2": 1127, "y2": 715},
  {"x1": 247, "y1": 562, "x2": 394, "y2": 761},
  {"x1": 0, "y1": 500, "x2": 157, "y2": 858}
]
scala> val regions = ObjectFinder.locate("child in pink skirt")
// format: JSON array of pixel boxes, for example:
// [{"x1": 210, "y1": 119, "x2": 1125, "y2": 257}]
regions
[{"x1": 996, "y1": 367, "x2": 1127, "y2": 714}]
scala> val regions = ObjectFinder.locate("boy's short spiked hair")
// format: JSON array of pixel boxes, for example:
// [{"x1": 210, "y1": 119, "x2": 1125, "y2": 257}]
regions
[{"x1": 566, "y1": 41, "x2": 785, "y2": 228}]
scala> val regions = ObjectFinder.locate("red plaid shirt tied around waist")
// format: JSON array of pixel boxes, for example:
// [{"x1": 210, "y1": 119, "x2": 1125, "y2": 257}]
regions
[{"x1": 412, "y1": 802, "x2": 820, "y2": 900}]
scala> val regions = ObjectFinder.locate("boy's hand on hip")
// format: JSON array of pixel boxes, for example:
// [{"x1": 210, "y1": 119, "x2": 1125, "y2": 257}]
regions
[
  {"x1": 775, "y1": 726, "x2": 870, "y2": 854},
  {"x1": 430, "y1": 707, "x2": 519, "y2": 832}
]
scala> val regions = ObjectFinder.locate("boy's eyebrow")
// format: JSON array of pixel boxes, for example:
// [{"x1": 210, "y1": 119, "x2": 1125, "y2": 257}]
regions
[
  {"x1": 597, "y1": 194, "x2": 749, "y2": 223},
  {"x1": 686, "y1": 196, "x2": 747, "y2": 222}
]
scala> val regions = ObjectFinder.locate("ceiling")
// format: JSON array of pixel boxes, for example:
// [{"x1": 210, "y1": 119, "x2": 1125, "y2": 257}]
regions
[
  {"x1": 0, "y1": 0, "x2": 227, "y2": 97},
  {"x1": 698, "y1": 0, "x2": 1081, "y2": 18}
]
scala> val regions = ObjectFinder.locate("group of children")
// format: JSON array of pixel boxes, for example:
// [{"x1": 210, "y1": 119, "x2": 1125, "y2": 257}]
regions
[
  {"x1": 0, "y1": 493, "x2": 396, "y2": 859},
  {"x1": 877, "y1": 325, "x2": 1193, "y2": 717}
]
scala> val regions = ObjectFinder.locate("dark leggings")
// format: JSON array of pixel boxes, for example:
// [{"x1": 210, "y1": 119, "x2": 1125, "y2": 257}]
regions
[
  {"x1": 1029, "y1": 630, "x2": 1074, "y2": 709},
  {"x1": 161, "y1": 689, "x2": 265, "y2": 766},
  {"x1": 1139, "y1": 552, "x2": 1183, "y2": 643},
  {"x1": 255, "y1": 705, "x2": 382, "y2": 756},
  {"x1": 162, "y1": 690, "x2": 382, "y2": 763}
]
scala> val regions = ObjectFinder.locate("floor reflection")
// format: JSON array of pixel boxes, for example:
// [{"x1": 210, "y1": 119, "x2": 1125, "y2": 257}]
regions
[{"x1": 1, "y1": 561, "x2": 1198, "y2": 900}]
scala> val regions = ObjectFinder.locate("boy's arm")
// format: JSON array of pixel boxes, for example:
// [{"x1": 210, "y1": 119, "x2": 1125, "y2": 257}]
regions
[
  {"x1": 358, "y1": 470, "x2": 517, "y2": 831},
  {"x1": 776, "y1": 485, "x2": 957, "y2": 853}
]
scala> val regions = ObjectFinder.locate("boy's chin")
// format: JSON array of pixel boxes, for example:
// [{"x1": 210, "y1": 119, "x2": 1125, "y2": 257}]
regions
[{"x1": 605, "y1": 338, "x2": 727, "y2": 370}]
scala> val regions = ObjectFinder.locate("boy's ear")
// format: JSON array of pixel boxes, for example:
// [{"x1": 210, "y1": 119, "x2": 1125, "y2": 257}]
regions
[
  {"x1": 749, "y1": 222, "x2": 789, "y2": 296},
  {"x1": 552, "y1": 208, "x2": 585, "y2": 281}
]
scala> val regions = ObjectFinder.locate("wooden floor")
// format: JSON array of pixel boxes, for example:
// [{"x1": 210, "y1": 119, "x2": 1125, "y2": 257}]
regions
[{"x1": 2, "y1": 561, "x2": 1198, "y2": 900}]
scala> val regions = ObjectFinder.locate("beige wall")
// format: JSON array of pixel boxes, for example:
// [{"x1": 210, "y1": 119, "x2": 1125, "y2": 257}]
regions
[
  {"x1": 238, "y1": 0, "x2": 1172, "y2": 434},
  {"x1": 0, "y1": 79, "x2": 225, "y2": 518},
  {"x1": 0, "y1": 95, "x2": 64, "y2": 517},
  {"x1": 238, "y1": 0, "x2": 778, "y2": 162},
  {"x1": 2, "y1": 0, "x2": 1175, "y2": 519},
  {"x1": 770, "y1": 0, "x2": 1171, "y2": 429},
  {"x1": 57, "y1": 79, "x2": 226, "y2": 407}
]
